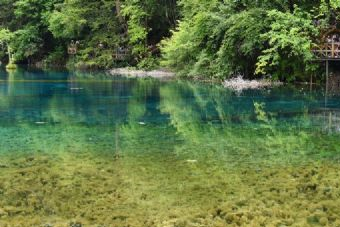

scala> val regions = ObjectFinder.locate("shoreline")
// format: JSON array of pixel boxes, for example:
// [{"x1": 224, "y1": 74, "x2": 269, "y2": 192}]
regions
[
  {"x1": 109, "y1": 68, "x2": 176, "y2": 79},
  {"x1": 223, "y1": 76, "x2": 283, "y2": 91}
]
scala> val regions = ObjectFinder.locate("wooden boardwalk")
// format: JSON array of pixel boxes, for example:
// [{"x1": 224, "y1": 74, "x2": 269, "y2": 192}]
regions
[
  {"x1": 311, "y1": 28, "x2": 340, "y2": 90},
  {"x1": 312, "y1": 41, "x2": 340, "y2": 61},
  {"x1": 312, "y1": 27, "x2": 340, "y2": 61}
]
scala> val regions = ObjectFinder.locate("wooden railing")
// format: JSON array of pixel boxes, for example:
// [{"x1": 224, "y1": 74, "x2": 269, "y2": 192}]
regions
[
  {"x1": 113, "y1": 48, "x2": 129, "y2": 60},
  {"x1": 312, "y1": 42, "x2": 340, "y2": 59},
  {"x1": 67, "y1": 45, "x2": 130, "y2": 60}
]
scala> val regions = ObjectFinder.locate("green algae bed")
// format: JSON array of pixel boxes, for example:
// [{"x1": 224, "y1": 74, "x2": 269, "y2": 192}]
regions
[{"x1": 0, "y1": 69, "x2": 340, "y2": 227}]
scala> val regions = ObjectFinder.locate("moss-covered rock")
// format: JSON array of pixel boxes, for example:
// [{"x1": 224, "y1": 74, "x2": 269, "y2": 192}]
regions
[{"x1": 5, "y1": 62, "x2": 17, "y2": 70}]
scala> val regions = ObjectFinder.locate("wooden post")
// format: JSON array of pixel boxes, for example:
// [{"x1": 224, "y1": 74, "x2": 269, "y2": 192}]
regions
[
  {"x1": 325, "y1": 60, "x2": 329, "y2": 108},
  {"x1": 310, "y1": 74, "x2": 313, "y2": 92},
  {"x1": 326, "y1": 60, "x2": 329, "y2": 87},
  {"x1": 332, "y1": 39, "x2": 335, "y2": 58}
]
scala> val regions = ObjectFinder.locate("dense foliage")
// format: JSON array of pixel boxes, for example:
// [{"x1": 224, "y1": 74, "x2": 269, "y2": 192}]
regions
[
  {"x1": 0, "y1": 0, "x2": 339, "y2": 80},
  {"x1": 0, "y1": 0, "x2": 178, "y2": 69},
  {"x1": 162, "y1": 0, "x2": 340, "y2": 80}
]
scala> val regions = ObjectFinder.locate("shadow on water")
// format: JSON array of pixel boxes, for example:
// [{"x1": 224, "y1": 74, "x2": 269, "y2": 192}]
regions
[{"x1": 0, "y1": 68, "x2": 340, "y2": 226}]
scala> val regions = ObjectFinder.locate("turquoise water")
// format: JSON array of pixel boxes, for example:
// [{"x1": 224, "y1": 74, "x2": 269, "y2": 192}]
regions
[{"x1": 0, "y1": 68, "x2": 340, "y2": 227}]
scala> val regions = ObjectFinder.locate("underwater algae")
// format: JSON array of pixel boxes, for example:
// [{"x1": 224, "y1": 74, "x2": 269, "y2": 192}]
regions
[
  {"x1": 0, "y1": 148, "x2": 340, "y2": 227},
  {"x1": 0, "y1": 124, "x2": 339, "y2": 227}
]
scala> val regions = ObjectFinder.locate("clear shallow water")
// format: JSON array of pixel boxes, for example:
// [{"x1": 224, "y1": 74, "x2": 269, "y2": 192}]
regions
[{"x1": 0, "y1": 68, "x2": 340, "y2": 227}]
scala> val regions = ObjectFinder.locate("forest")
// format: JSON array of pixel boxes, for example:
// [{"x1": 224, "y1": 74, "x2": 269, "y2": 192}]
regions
[{"x1": 0, "y1": 0, "x2": 339, "y2": 81}]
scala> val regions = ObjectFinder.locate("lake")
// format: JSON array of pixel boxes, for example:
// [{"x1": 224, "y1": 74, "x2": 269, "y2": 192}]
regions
[{"x1": 0, "y1": 68, "x2": 340, "y2": 227}]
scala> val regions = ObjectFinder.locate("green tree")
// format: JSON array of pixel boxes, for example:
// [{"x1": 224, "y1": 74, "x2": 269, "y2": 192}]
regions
[
  {"x1": 255, "y1": 8, "x2": 318, "y2": 81},
  {"x1": 48, "y1": 1, "x2": 87, "y2": 39},
  {"x1": 0, "y1": 28, "x2": 14, "y2": 63},
  {"x1": 161, "y1": 0, "x2": 331, "y2": 80},
  {"x1": 121, "y1": 0, "x2": 178, "y2": 69}
]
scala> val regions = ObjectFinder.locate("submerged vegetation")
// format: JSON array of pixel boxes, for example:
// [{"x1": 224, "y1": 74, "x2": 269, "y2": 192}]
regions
[
  {"x1": 0, "y1": 0, "x2": 339, "y2": 81},
  {"x1": 0, "y1": 70, "x2": 340, "y2": 226}
]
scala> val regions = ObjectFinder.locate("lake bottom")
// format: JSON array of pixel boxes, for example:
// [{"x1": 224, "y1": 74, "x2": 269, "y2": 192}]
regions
[{"x1": 0, "y1": 148, "x2": 339, "y2": 227}]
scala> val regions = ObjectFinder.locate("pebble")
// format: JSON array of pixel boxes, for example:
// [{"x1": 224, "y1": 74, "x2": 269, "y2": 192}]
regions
[
  {"x1": 44, "y1": 224, "x2": 53, "y2": 227},
  {"x1": 70, "y1": 222, "x2": 82, "y2": 227},
  {"x1": 35, "y1": 122, "x2": 47, "y2": 125}
]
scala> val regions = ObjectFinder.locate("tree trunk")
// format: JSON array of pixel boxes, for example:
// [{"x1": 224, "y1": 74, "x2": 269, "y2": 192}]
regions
[
  {"x1": 288, "y1": 0, "x2": 294, "y2": 13},
  {"x1": 115, "y1": 0, "x2": 122, "y2": 18},
  {"x1": 115, "y1": 0, "x2": 125, "y2": 24},
  {"x1": 115, "y1": 0, "x2": 128, "y2": 34},
  {"x1": 7, "y1": 44, "x2": 12, "y2": 63}
]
